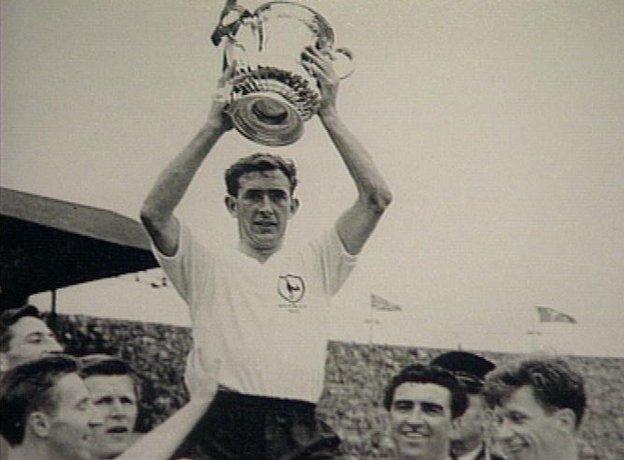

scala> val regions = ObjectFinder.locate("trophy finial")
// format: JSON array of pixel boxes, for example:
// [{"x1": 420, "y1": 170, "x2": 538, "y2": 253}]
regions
[{"x1": 211, "y1": 0, "x2": 252, "y2": 47}]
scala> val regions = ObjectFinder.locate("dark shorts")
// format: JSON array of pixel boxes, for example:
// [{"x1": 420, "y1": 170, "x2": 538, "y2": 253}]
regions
[{"x1": 175, "y1": 389, "x2": 341, "y2": 460}]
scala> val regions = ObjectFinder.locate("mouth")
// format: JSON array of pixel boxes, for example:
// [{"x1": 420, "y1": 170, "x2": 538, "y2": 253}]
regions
[
  {"x1": 503, "y1": 442, "x2": 528, "y2": 456},
  {"x1": 399, "y1": 430, "x2": 429, "y2": 441},
  {"x1": 106, "y1": 426, "x2": 130, "y2": 435},
  {"x1": 253, "y1": 221, "x2": 278, "y2": 233}
]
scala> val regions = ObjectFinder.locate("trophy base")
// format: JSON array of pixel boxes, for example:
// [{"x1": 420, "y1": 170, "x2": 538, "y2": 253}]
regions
[{"x1": 228, "y1": 92, "x2": 305, "y2": 147}]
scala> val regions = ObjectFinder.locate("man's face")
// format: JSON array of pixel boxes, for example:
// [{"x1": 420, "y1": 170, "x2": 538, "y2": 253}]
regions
[
  {"x1": 45, "y1": 373, "x2": 102, "y2": 460},
  {"x1": 85, "y1": 374, "x2": 139, "y2": 459},
  {"x1": 1, "y1": 316, "x2": 63, "y2": 370},
  {"x1": 389, "y1": 382, "x2": 453, "y2": 460},
  {"x1": 449, "y1": 393, "x2": 487, "y2": 454},
  {"x1": 227, "y1": 169, "x2": 297, "y2": 253},
  {"x1": 492, "y1": 386, "x2": 573, "y2": 460}
]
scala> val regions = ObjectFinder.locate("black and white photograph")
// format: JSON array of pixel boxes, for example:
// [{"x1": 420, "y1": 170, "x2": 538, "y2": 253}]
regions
[{"x1": 1, "y1": 1, "x2": 623, "y2": 459}]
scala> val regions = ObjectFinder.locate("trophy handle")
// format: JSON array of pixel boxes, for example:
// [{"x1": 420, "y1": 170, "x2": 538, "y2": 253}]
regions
[{"x1": 328, "y1": 46, "x2": 355, "y2": 80}]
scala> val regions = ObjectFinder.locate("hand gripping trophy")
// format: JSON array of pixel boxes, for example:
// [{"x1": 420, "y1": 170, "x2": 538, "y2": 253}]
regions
[{"x1": 211, "y1": 0, "x2": 354, "y2": 146}]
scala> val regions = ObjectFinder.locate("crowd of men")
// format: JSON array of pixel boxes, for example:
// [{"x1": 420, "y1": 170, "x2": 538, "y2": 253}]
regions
[
  {"x1": 0, "y1": 305, "x2": 222, "y2": 460},
  {"x1": 0, "y1": 24, "x2": 590, "y2": 460},
  {"x1": 1, "y1": 304, "x2": 588, "y2": 459},
  {"x1": 384, "y1": 353, "x2": 586, "y2": 460}
]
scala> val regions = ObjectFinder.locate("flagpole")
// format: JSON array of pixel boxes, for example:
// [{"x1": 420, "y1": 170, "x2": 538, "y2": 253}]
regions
[
  {"x1": 530, "y1": 308, "x2": 537, "y2": 351},
  {"x1": 527, "y1": 306, "x2": 541, "y2": 352},
  {"x1": 368, "y1": 297, "x2": 375, "y2": 345},
  {"x1": 367, "y1": 293, "x2": 402, "y2": 346}
]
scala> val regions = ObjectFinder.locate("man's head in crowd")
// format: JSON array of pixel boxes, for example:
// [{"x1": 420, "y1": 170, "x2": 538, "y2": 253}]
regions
[
  {"x1": 224, "y1": 153, "x2": 300, "y2": 254},
  {"x1": 0, "y1": 354, "x2": 102, "y2": 460},
  {"x1": 80, "y1": 354, "x2": 140, "y2": 459},
  {"x1": 430, "y1": 351, "x2": 496, "y2": 458},
  {"x1": 0, "y1": 305, "x2": 63, "y2": 373},
  {"x1": 384, "y1": 364, "x2": 468, "y2": 460},
  {"x1": 483, "y1": 358, "x2": 586, "y2": 460}
]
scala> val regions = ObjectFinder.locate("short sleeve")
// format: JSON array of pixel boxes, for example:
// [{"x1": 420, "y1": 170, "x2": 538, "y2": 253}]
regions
[
  {"x1": 151, "y1": 223, "x2": 213, "y2": 309},
  {"x1": 313, "y1": 225, "x2": 358, "y2": 296}
]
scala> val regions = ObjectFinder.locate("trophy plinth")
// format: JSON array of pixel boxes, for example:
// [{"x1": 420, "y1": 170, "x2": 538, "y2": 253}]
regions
[
  {"x1": 229, "y1": 92, "x2": 303, "y2": 146},
  {"x1": 214, "y1": 1, "x2": 354, "y2": 147}
]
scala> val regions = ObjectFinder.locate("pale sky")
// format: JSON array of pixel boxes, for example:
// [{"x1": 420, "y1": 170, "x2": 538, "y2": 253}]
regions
[{"x1": 2, "y1": 1, "x2": 623, "y2": 357}]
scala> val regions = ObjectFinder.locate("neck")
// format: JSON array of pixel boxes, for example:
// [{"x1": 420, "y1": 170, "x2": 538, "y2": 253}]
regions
[
  {"x1": 238, "y1": 240, "x2": 281, "y2": 262},
  {"x1": 399, "y1": 455, "x2": 449, "y2": 460},
  {"x1": 543, "y1": 430, "x2": 579, "y2": 460},
  {"x1": 554, "y1": 439, "x2": 579, "y2": 460},
  {"x1": 10, "y1": 440, "x2": 55, "y2": 460},
  {"x1": 399, "y1": 446, "x2": 450, "y2": 460}
]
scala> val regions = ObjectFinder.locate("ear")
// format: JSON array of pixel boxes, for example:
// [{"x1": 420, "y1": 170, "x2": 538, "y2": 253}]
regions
[
  {"x1": 554, "y1": 407, "x2": 576, "y2": 433},
  {"x1": 450, "y1": 416, "x2": 462, "y2": 432},
  {"x1": 0, "y1": 353, "x2": 9, "y2": 373},
  {"x1": 28, "y1": 411, "x2": 51, "y2": 438},
  {"x1": 289, "y1": 197, "x2": 300, "y2": 217},
  {"x1": 224, "y1": 195, "x2": 238, "y2": 217}
]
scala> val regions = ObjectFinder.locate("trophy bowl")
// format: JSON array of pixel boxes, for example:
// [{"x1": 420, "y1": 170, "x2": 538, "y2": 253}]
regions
[{"x1": 216, "y1": 1, "x2": 354, "y2": 146}]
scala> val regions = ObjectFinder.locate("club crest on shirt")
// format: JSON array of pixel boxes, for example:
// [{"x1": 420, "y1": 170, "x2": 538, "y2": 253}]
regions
[{"x1": 277, "y1": 274, "x2": 305, "y2": 304}]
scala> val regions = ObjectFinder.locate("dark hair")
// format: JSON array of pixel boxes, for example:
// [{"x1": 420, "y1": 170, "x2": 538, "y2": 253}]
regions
[
  {"x1": 0, "y1": 354, "x2": 79, "y2": 446},
  {"x1": 79, "y1": 354, "x2": 141, "y2": 399},
  {"x1": 430, "y1": 351, "x2": 496, "y2": 395},
  {"x1": 224, "y1": 153, "x2": 298, "y2": 197},
  {"x1": 0, "y1": 305, "x2": 41, "y2": 353},
  {"x1": 483, "y1": 358, "x2": 586, "y2": 429},
  {"x1": 383, "y1": 364, "x2": 468, "y2": 419}
]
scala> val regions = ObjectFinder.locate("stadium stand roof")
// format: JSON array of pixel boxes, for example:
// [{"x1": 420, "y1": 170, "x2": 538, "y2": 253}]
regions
[{"x1": 0, "y1": 187, "x2": 158, "y2": 309}]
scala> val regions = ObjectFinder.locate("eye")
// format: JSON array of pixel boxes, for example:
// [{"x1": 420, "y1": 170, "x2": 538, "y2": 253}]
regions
[
  {"x1": 393, "y1": 401, "x2": 413, "y2": 412},
  {"x1": 94, "y1": 396, "x2": 113, "y2": 406},
  {"x1": 244, "y1": 190, "x2": 263, "y2": 201},
  {"x1": 508, "y1": 411, "x2": 527, "y2": 424},
  {"x1": 26, "y1": 333, "x2": 44, "y2": 344},
  {"x1": 422, "y1": 403, "x2": 444, "y2": 415},
  {"x1": 269, "y1": 190, "x2": 288, "y2": 202},
  {"x1": 121, "y1": 397, "x2": 135, "y2": 405}
]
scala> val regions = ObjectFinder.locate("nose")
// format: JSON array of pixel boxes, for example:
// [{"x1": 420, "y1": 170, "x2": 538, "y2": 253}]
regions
[
  {"x1": 110, "y1": 399, "x2": 127, "y2": 418},
  {"x1": 89, "y1": 404, "x2": 105, "y2": 428},
  {"x1": 258, "y1": 194, "x2": 273, "y2": 213},
  {"x1": 493, "y1": 417, "x2": 515, "y2": 442},
  {"x1": 405, "y1": 407, "x2": 425, "y2": 425},
  {"x1": 45, "y1": 337, "x2": 63, "y2": 353}
]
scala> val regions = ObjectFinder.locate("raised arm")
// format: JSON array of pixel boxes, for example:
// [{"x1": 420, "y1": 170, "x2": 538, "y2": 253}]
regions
[
  {"x1": 116, "y1": 350, "x2": 220, "y2": 460},
  {"x1": 140, "y1": 64, "x2": 235, "y2": 256},
  {"x1": 301, "y1": 47, "x2": 392, "y2": 255}
]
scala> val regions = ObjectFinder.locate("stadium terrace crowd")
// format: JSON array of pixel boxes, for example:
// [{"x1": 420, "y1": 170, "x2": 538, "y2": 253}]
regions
[
  {"x1": 2, "y1": 14, "x2": 622, "y2": 460},
  {"x1": 2, "y1": 306, "x2": 620, "y2": 459}
]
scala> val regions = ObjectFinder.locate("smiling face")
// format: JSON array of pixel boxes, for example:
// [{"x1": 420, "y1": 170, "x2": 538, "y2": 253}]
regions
[
  {"x1": 85, "y1": 374, "x2": 138, "y2": 459},
  {"x1": 389, "y1": 382, "x2": 453, "y2": 460},
  {"x1": 492, "y1": 386, "x2": 576, "y2": 460},
  {"x1": 226, "y1": 169, "x2": 298, "y2": 255},
  {"x1": 1, "y1": 316, "x2": 63, "y2": 371},
  {"x1": 44, "y1": 373, "x2": 101, "y2": 460}
]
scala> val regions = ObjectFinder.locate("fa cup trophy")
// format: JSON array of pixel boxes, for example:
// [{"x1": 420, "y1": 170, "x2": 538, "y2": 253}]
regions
[{"x1": 212, "y1": 1, "x2": 354, "y2": 146}]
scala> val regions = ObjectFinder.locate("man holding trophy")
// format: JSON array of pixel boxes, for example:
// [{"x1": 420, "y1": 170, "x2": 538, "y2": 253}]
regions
[{"x1": 141, "y1": 3, "x2": 392, "y2": 457}]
